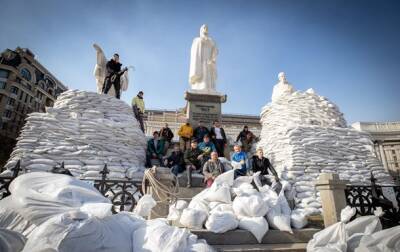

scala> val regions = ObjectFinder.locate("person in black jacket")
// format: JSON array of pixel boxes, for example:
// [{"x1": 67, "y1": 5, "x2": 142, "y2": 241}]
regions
[
  {"x1": 164, "y1": 144, "x2": 184, "y2": 176},
  {"x1": 251, "y1": 148, "x2": 281, "y2": 191},
  {"x1": 193, "y1": 121, "x2": 210, "y2": 143},
  {"x1": 210, "y1": 121, "x2": 227, "y2": 158},
  {"x1": 159, "y1": 123, "x2": 174, "y2": 154},
  {"x1": 103, "y1": 53, "x2": 127, "y2": 99},
  {"x1": 236, "y1": 125, "x2": 252, "y2": 142}
]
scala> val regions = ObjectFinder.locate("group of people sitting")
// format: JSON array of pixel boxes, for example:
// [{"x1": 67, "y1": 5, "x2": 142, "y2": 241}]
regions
[{"x1": 145, "y1": 122, "x2": 277, "y2": 188}]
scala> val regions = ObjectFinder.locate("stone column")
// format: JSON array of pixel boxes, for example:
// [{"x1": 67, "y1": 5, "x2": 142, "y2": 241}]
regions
[
  {"x1": 315, "y1": 173, "x2": 349, "y2": 227},
  {"x1": 378, "y1": 143, "x2": 389, "y2": 171}
]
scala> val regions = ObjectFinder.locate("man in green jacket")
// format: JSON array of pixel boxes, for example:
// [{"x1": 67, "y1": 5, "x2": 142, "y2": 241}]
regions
[
  {"x1": 132, "y1": 91, "x2": 145, "y2": 132},
  {"x1": 146, "y1": 131, "x2": 165, "y2": 167}
]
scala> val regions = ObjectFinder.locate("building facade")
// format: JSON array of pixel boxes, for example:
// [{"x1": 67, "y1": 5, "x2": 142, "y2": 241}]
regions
[
  {"x1": 143, "y1": 108, "x2": 262, "y2": 143},
  {"x1": 0, "y1": 47, "x2": 67, "y2": 166},
  {"x1": 352, "y1": 121, "x2": 400, "y2": 178}
]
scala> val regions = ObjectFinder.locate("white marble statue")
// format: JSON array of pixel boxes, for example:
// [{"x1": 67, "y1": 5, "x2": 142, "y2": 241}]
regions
[
  {"x1": 189, "y1": 24, "x2": 218, "y2": 93},
  {"x1": 93, "y1": 43, "x2": 131, "y2": 98},
  {"x1": 271, "y1": 72, "x2": 295, "y2": 102}
]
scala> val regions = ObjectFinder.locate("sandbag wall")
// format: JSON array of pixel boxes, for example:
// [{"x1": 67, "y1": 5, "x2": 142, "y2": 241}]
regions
[
  {"x1": 257, "y1": 89, "x2": 392, "y2": 215},
  {"x1": 2, "y1": 90, "x2": 147, "y2": 180}
]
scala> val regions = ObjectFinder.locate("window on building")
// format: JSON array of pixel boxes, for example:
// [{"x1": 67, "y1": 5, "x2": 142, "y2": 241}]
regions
[
  {"x1": 392, "y1": 150, "x2": 396, "y2": 154},
  {"x1": 24, "y1": 94, "x2": 28, "y2": 103},
  {"x1": 16, "y1": 102, "x2": 20, "y2": 112},
  {"x1": 0, "y1": 69, "x2": 9, "y2": 79},
  {"x1": 20, "y1": 68, "x2": 32, "y2": 81},
  {"x1": 4, "y1": 110, "x2": 12, "y2": 118},
  {"x1": 7, "y1": 97, "x2": 15, "y2": 106},
  {"x1": 0, "y1": 81, "x2": 6, "y2": 89},
  {"x1": 10, "y1": 86, "x2": 19, "y2": 94},
  {"x1": 27, "y1": 84, "x2": 32, "y2": 90},
  {"x1": 19, "y1": 91, "x2": 24, "y2": 100},
  {"x1": 2, "y1": 122, "x2": 8, "y2": 130},
  {"x1": 30, "y1": 96, "x2": 33, "y2": 103},
  {"x1": 21, "y1": 105, "x2": 25, "y2": 114}
]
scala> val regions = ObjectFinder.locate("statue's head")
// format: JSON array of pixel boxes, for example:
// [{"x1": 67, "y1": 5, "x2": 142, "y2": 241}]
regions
[
  {"x1": 278, "y1": 72, "x2": 287, "y2": 83},
  {"x1": 200, "y1": 24, "x2": 209, "y2": 38}
]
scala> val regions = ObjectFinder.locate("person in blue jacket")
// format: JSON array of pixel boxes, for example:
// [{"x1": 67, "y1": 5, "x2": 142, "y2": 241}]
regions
[
  {"x1": 197, "y1": 134, "x2": 217, "y2": 166},
  {"x1": 231, "y1": 144, "x2": 247, "y2": 179}
]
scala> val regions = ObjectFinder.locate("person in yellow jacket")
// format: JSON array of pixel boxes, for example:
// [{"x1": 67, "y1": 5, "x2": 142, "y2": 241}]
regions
[
  {"x1": 178, "y1": 119, "x2": 193, "y2": 151},
  {"x1": 132, "y1": 91, "x2": 145, "y2": 132}
]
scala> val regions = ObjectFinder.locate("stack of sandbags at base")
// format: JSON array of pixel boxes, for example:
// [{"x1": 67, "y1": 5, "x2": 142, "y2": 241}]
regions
[
  {"x1": 0, "y1": 172, "x2": 214, "y2": 252},
  {"x1": 2, "y1": 90, "x2": 146, "y2": 180},
  {"x1": 257, "y1": 85, "x2": 392, "y2": 216},
  {"x1": 307, "y1": 206, "x2": 400, "y2": 252},
  {"x1": 169, "y1": 170, "x2": 306, "y2": 243}
]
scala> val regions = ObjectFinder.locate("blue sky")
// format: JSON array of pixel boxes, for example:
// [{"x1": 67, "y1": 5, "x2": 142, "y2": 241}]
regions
[{"x1": 1, "y1": 0, "x2": 399, "y2": 123}]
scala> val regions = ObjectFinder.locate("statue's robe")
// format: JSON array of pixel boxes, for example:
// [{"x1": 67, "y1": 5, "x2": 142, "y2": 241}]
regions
[{"x1": 189, "y1": 37, "x2": 218, "y2": 92}]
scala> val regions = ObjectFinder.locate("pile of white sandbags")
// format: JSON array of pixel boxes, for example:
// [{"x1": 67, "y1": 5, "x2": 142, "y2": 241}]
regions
[
  {"x1": 307, "y1": 206, "x2": 400, "y2": 252},
  {"x1": 0, "y1": 172, "x2": 214, "y2": 252},
  {"x1": 2, "y1": 90, "x2": 146, "y2": 180},
  {"x1": 257, "y1": 85, "x2": 392, "y2": 215},
  {"x1": 174, "y1": 171, "x2": 304, "y2": 243}
]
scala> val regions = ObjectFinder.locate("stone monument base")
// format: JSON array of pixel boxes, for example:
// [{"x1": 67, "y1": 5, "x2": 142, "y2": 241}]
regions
[{"x1": 184, "y1": 91, "x2": 227, "y2": 126}]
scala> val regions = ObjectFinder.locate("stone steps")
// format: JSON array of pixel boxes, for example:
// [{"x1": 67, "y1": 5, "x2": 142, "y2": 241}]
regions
[{"x1": 212, "y1": 243, "x2": 307, "y2": 252}]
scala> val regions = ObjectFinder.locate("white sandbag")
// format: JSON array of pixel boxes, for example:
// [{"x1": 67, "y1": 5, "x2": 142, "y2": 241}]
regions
[
  {"x1": 265, "y1": 189, "x2": 293, "y2": 233},
  {"x1": 238, "y1": 216, "x2": 269, "y2": 243},
  {"x1": 167, "y1": 200, "x2": 188, "y2": 221},
  {"x1": 233, "y1": 183, "x2": 258, "y2": 197},
  {"x1": 232, "y1": 193, "x2": 268, "y2": 217},
  {"x1": 188, "y1": 199, "x2": 209, "y2": 214},
  {"x1": 0, "y1": 228, "x2": 26, "y2": 252},
  {"x1": 232, "y1": 175, "x2": 254, "y2": 189},
  {"x1": 180, "y1": 208, "x2": 208, "y2": 229},
  {"x1": 204, "y1": 183, "x2": 232, "y2": 204},
  {"x1": 7, "y1": 172, "x2": 112, "y2": 225},
  {"x1": 213, "y1": 170, "x2": 235, "y2": 187},
  {"x1": 23, "y1": 211, "x2": 145, "y2": 252},
  {"x1": 0, "y1": 197, "x2": 36, "y2": 236},
  {"x1": 209, "y1": 204, "x2": 234, "y2": 214},
  {"x1": 346, "y1": 215, "x2": 382, "y2": 251},
  {"x1": 205, "y1": 212, "x2": 238, "y2": 233},
  {"x1": 291, "y1": 209, "x2": 308, "y2": 229},
  {"x1": 354, "y1": 225, "x2": 400, "y2": 252},
  {"x1": 306, "y1": 222, "x2": 347, "y2": 252},
  {"x1": 134, "y1": 194, "x2": 157, "y2": 218}
]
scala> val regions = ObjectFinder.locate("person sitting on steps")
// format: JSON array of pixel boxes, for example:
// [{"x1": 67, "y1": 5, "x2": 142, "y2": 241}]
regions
[
  {"x1": 178, "y1": 119, "x2": 193, "y2": 152},
  {"x1": 198, "y1": 134, "x2": 217, "y2": 166},
  {"x1": 184, "y1": 139, "x2": 203, "y2": 188},
  {"x1": 164, "y1": 144, "x2": 184, "y2": 176},
  {"x1": 231, "y1": 144, "x2": 248, "y2": 179},
  {"x1": 145, "y1": 131, "x2": 165, "y2": 168},
  {"x1": 203, "y1": 151, "x2": 225, "y2": 187}
]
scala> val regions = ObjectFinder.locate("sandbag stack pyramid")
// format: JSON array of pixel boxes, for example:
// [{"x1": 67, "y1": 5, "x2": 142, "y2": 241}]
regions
[
  {"x1": 257, "y1": 73, "x2": 392, "y2": 215},
  {"x1": 3, "y1": 90, "x2": 146, "y2": 180}
]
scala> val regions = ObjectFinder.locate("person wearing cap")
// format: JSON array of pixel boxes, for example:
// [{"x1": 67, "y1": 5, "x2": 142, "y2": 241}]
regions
[
  {"x1": 203, "y1": 151, "x2": 225, "y2": 187},
  {"x1": 103, "y1": 53, "x2": 128, "y2": 99},
  {"x1": 132, "y1": 91, "x2": 145, "y2": 132},
  {"x1": 184, "y1": 139, "x2": 203, "y2": 187},
  {"x1": 178, "y1": 119, "x2": 193, "y2": 151}
]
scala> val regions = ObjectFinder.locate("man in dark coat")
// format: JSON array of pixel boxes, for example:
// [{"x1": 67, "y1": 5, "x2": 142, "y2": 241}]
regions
[
  {"x1": 193, "y1": 121, "x2": 210, "y2": 143},
  {"x1": 146, "y1": 131, "x2": 165, "y2": 167},
  {"x1": 251, "y1": 147, "x2": 281, "y2": 193},
  {"x1": 184, "y1": 139, "x2": 203, "y2": 187},
  {"x1": 210, "y1": 120, "x2": 227, "y2": 158},
  {"x1": 159, "y1": 123, "x2": 174, "y2": 154},
  {"x1": 103, "y1": 53, "x2": 127, "y2": 99},
  {"x1": 164, "y1": 144, "x2": 184, "y2": 176}
]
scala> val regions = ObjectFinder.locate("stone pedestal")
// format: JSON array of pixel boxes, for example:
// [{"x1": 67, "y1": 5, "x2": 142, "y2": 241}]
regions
[
  {"x1": 315, "y1": 173, "x2": 349, "y2": 227},
  {"x1": 184, "y1": 91, "x2": 227, "y2": 126}
]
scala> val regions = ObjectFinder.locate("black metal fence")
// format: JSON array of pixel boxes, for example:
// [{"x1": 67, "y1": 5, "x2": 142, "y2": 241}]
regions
[
  {"x1": 0, "y1": 161, "x2": 143, "y2": 214},
  {"x1": 345, "y1": 174, "x2": 400, "y2": 228}
]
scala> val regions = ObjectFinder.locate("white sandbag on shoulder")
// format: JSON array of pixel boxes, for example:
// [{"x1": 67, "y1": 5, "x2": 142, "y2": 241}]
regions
[
  {"x1": 205, "y1": 212, "x2": 238, "y2": 233},
  {"x1": 134, "y1": 194, "x2": 157, "y2": 218},
  {"x1": 0, "y1": 228, "x2": 26, "y2": 252},
  {"x1": 238, "y1": 216, "x2": 269, "y2": 243},
  {"x1": 180, "y1": 208, "x2": 208, "y2": 229}
]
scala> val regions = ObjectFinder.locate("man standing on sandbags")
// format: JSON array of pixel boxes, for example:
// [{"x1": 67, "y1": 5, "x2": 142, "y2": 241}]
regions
[
  {"x1": 103, "y1": 53, "x2": 128, "y2": 99},
  {"x1": 203, "y1": 151, "x2": 225, "y2": 187},
  {"x1": 132, "y1": 91, "x2": 145, "y2": 132}
]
